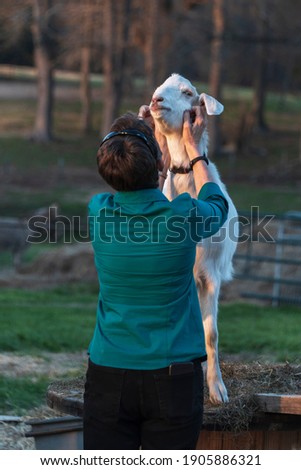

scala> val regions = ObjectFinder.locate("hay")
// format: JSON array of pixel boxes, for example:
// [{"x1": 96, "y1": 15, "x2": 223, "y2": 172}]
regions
[
  {"x1": 203, "y1": 361, "x2": 301, "y2": 431},
  {"x1": 0, "y1": 406, "x2": 64, "y2": 450},
  {"x1": 47, "y1": 361, "x2": 301, "y2": 433}
]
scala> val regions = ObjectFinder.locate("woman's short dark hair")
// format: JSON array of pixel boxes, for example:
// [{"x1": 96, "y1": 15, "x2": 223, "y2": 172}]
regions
[{"x1": 96, "y1": 113, "x2": 161, "y2": 191}]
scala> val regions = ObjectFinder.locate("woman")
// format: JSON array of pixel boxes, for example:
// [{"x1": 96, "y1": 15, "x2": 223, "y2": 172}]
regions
[{"x1": 83, "y1": 107, "x2": 228, "y2": 450}]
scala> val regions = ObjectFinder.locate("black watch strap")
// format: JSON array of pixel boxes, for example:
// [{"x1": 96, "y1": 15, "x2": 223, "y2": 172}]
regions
[{"x1": 190, "y1": 155, "x2": 209, "y2": 169}]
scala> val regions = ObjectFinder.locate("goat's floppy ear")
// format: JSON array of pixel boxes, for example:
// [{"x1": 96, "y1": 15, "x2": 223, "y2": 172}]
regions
[{"x1": 199, "y1": 93, "x2": 224, "y2": 115}]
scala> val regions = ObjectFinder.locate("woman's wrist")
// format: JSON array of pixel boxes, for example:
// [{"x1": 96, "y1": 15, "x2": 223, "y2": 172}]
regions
[{"x1": 186, "y1": 144, "x2": 200, "y2": 162}]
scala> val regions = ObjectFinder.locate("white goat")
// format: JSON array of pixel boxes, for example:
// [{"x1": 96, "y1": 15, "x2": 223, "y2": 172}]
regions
[{"x1": 149, "y1": 74, "x2": 238, "y2": 404}]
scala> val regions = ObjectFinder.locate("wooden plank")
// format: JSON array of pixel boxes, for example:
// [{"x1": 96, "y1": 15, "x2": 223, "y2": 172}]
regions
[
  {"x1": 0, "y1": 415, "x2": 22, "y2": 423},
  {"x1": 274, "y1": 238, "x2": 301, "y2": 247},
  {"x1": 255, "y1": 394, "x2": 301, "y2": 415},
  {"x1": 47, "y1": 390, "x2": 83, "y2": 418},
  {"x1": 197, "y1": 428, "x2": 301, "y2": 450}
]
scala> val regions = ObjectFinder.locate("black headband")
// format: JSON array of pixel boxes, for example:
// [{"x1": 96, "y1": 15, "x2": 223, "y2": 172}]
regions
[{"x1": 99, "y1": 129, "x2": 153, "y2": 152}]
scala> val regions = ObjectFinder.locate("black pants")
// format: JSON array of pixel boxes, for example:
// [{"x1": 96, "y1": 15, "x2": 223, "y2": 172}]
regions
[{"x1": 83, "y1": 359, "x2": 204, "y2": 450}]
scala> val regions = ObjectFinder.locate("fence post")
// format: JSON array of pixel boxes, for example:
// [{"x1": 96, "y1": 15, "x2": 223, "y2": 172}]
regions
[{"x1": 272, "y1": 220, "x2": 284, "y2": 307}]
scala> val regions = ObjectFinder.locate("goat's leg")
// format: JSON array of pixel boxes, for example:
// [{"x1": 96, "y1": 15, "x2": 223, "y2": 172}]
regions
[{"x1": 197, "y1": 278, "x2": 228, "y2": 404}]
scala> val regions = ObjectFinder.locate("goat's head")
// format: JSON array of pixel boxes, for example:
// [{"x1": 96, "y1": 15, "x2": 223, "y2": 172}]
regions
[{"x1": 150, "y1": 73, "x2": 224, "y2": 135}]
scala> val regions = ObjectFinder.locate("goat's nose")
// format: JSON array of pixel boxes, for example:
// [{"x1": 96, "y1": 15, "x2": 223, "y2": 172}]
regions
[{"x1": 151, "y1": 96, "x2": 164, "y2": 104}]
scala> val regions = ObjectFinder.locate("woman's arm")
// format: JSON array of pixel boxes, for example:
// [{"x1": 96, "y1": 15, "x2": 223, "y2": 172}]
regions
[{"x1": 182, "y1": 107, "x2": 213, "y2": 194}]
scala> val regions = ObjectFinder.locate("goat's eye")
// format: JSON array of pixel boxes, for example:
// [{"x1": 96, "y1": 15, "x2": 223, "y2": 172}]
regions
[{"x1": 182, "y1": 89, "x2": 193, "y2": 97}]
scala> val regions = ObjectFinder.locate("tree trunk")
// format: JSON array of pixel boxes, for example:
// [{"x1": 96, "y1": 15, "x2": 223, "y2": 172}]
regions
[
  {"x1": 208, "y1": 0, "x2": 225, "y2": 158},
  {"x1": 102, "y1": 0, "x2": 116, "y2": 135},
  {"x1": 144, "y1": 0, "x2": 160, "y2": 99},
  {"x1": 80, "y1": 47, "x2": 92, "y2": 133},
  {"x1": 80, "y1": 0, "x2": 94, "y2": 134},
  {"x1": 250, "y1": 0, "x2": 269, "y2": 132},
  {"x1": 102, "y1": 0, "x2": 131, "y2": 135},
  {"x1": 143, "y1": 1, "x2": 177, "y2": 101},
  {"x1": 31, "y1": 0, "x2": 54, "y2": 142}
]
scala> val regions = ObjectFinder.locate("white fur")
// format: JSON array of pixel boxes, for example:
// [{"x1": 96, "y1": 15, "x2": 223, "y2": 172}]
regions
[{"x1": 150, "y1": 74, "x2": 238, "y2": 404}]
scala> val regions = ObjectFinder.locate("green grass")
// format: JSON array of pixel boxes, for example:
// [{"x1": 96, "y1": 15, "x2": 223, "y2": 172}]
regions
[
  {"x1": 0, "y1": 286, "x2": 300, "y2": 413},
  {"x1": 1, "y1": 286, "x2": 300, "y2": 361},
  {"x1": 0, "y1": 284, "x2": 97, "y2": 413},
  {"x1": 0, "y1": 376, "x2": 50, "y2": 415},
  {"x1": 0, "y1": 135, "x2": 98, "y2": 169},
  {"x1": 228, "y1": 183, "x2": 301, "y2": 214},
  {"x1": 0, "y1": 184, "x2": 91, "y2": 218},
  {"x1": 219, "y1": 303, "x2": 301, "y2": 362},
  {"x1": 0, "y1": 285, "x2": 97, "y2": 353}
]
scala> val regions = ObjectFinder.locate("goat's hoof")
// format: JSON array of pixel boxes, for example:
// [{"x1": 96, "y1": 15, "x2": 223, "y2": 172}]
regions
[
  {"x1": 210, "y1": 395, "x2": 229, "y2": 405},
  {"x1": 209, "y1": 385, "x2": 229, "y2": 405}
]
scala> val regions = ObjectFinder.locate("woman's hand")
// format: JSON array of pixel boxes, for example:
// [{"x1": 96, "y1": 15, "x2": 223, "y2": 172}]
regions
[
  {"x1": 183, "y1": 106, "x2": 212, "y2": 193},
  {"x1": 138, "y1": 105, "x2": 155, "y2": 131},
  {"x1": 182, "y1": 106, "x2": 207, "y2": 160}
]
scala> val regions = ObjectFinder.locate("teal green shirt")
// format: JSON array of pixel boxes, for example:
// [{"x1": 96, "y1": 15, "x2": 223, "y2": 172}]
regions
[{"x1": 88, "y1": 182, "x2": 228, "y2": 369}]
